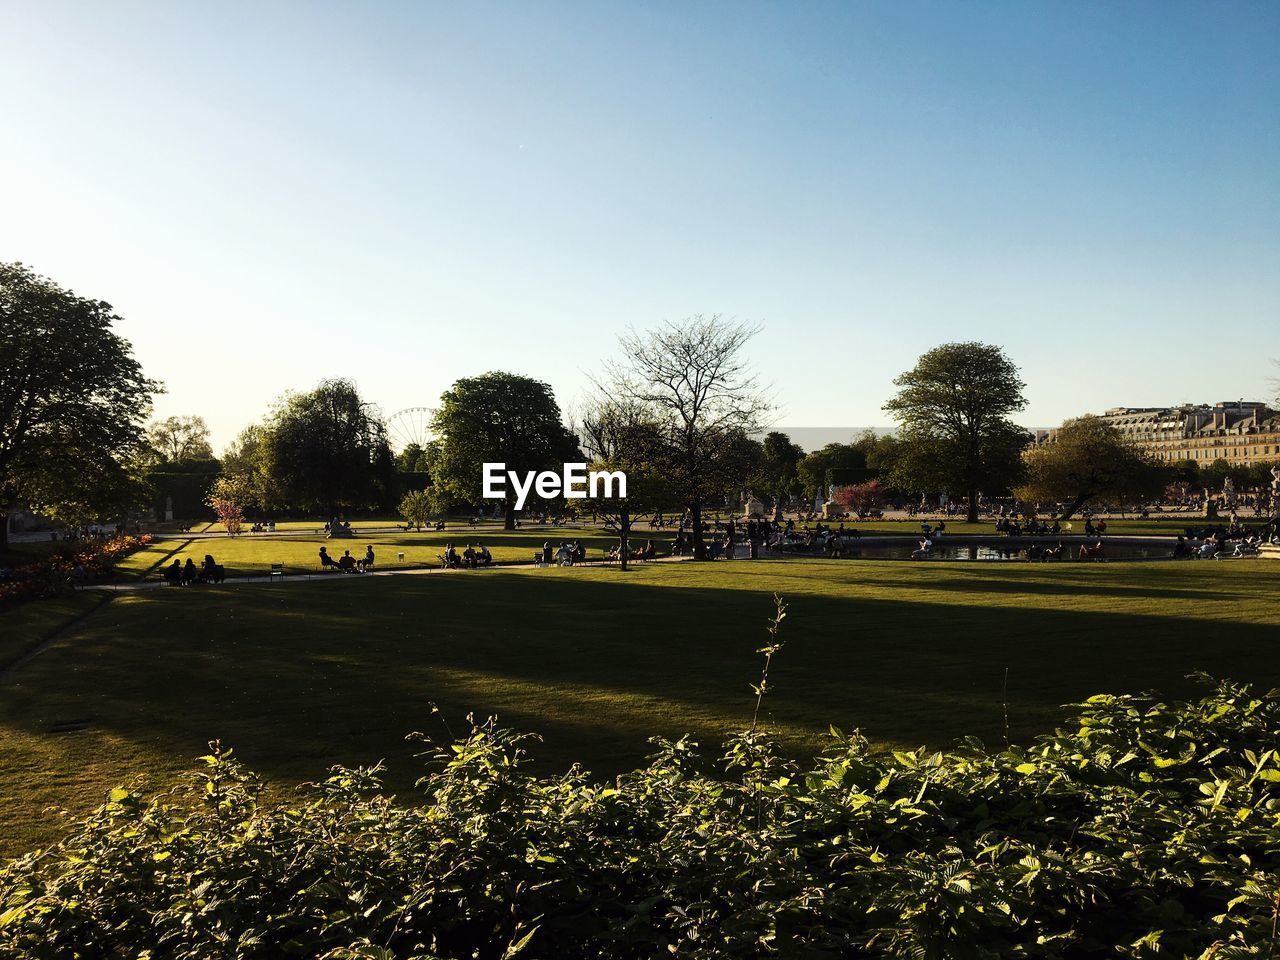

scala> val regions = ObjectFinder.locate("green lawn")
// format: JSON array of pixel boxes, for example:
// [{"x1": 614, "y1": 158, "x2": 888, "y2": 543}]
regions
[
  {"x1": 2, "y1": 556, "x2": 1279, "y2": 858},
  {"x1": 0, "y1": 591, "x2": 108, "y2": 670},
  {"x1": 122, "y1": 525, "x2": 670, "y2": 578},
  {"x1": 116, "y1": 515, "x2": 1258, "y2": 581}
]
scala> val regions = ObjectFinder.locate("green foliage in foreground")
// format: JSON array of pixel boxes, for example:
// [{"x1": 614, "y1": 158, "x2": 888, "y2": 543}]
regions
[{"x1": 3, "y1": 680, "x2": 1280, "y2": 958}]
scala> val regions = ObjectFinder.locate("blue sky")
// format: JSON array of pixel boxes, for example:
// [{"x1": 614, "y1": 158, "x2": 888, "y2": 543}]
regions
[{"x1": 2, "y1": 1, "x2": 1277, "y2": 449}]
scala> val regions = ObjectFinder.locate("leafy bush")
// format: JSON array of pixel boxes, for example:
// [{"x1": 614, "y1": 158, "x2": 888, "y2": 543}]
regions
[{"x1": 2, "y1": 675, "x2": 1279, "y2": 958}]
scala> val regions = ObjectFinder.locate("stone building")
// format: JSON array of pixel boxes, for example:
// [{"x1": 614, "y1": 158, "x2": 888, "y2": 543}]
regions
[{"x1": 1037, "y1": 401, "x2": 1280, "y2": 466}]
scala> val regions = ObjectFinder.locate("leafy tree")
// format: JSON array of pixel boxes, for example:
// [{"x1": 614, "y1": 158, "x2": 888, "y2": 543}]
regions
[
  {"x1": 756, "y1": 431, "x2": 803, "y2": 516},
  {"x1": 1016, "y1": 415, "x2": 1165, "y2": 520},
  {"x1": 147, "y1": 415, "x2": 213, "y2": 463},
  {"x1": 577, "y1": 396, "x2": 671, "y2": 569},
  {"x1": 398, "y1": 489, "x2": 433, "y2": 531},
  {"x1": 609, "y1": 316, "x2": 771, "y2": 559},
  {"x1": 262, "y1": 379, "x2": 391, "y2": 517},
  {"x1": 431, "y1": 372, "x2": 580, "y2": 530},
  {"x1": 0, "y1": 262, "x2": 161, "y2": 550},
  {"x1": 219, "y1": 424, "x2": 273, "y2": 511},
  {"x1": 883, "y1": 342, "x2": 1029, "y2": 521},
  {"x1": 797, "y1": 442, "x2": 868, "y2": 502},
  {"x1": 395, "y1": 442, "x2": 438, "y2": 475},
  {"x1": 831, "y1": 479, "x2": 883, "y2": 515},
  {"x1": 1200, "y1": 458, "x2": 1252, "y2": 494},
  {"x1": 206, "y1": 475, "x2": 249, "y2": 536}
]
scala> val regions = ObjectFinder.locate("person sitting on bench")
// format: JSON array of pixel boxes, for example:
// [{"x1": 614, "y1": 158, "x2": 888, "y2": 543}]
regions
[
  {"x1": 200, "y1": 554, "x2": 225, "y2": 583},
  {"x1": 476, "y1": 543, "x2": 492, "y2": 567},
  {"x1": 319, "y1": 546, "x2": 339, "y2": 571},
  {"x1": 164, "y1": 559, "x2": 182, "y2": 585},
  {"x1": 357, "y1": 545, "x2": 375, "y2": 572}
]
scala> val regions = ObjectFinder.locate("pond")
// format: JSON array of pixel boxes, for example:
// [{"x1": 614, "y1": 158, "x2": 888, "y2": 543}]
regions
[{"x1": 821, "y1": 538, "x2": 1173, "y2": 562}]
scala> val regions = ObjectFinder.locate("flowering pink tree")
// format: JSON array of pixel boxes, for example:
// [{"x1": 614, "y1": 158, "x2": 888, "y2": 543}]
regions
[
  {"x1": 207, "y1": 477, "x2": 247, "y2": 537},
  {"x1": 831, "y1": 479, "x2": 882, "y2": 515}
]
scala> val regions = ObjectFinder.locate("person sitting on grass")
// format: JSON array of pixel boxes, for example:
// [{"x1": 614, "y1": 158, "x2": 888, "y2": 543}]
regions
[
  {"x1": 181, "y1": 558, "x2": 199, "y2": 585},
  {"x1": 357, "y1": 545, "x2": 375, "y2": 572},
  {"x1": 318, "y1": 545, "x2": 338, "y2": 571}
]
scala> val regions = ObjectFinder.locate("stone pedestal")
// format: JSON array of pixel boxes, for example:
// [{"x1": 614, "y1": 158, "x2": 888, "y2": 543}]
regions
[
  {"x1": 743, "y1": 496, "x2": 765, "y2": 519},
  {"x1": 822, "y1": 499, "x2": 843, "y2": 519}
]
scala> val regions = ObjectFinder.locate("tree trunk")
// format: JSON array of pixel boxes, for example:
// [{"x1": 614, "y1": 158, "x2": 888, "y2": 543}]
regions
[
  {"x1": 967, "y1": 489, "x2": 979, "y2": 524},
  {"x1": 691, "y1": 503, "x2": 706, "y2": 560},
  {"x1": 0, "y1": 503, "x2": 9, "y2": 555},
  {"x1": 504, "y1": 503, "x2": 516, "y2": 531},
  {"x1": 619, "y1": 509, "x2": 630, "y2": 571},
  {"x1": 1056, "y1": 493, "x2": 1091, "y2": 523}
]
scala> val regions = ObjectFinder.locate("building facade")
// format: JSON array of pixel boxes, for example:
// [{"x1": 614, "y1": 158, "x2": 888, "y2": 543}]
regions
[{"x1": 1037, "y1": 401, "x2": 1280, "y2": 466}]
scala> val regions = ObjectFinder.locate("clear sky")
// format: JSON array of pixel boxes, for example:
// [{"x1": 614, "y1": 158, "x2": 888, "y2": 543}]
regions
[{"x1": 3, "y1": 1, "x2": 1278, "y2": 450}]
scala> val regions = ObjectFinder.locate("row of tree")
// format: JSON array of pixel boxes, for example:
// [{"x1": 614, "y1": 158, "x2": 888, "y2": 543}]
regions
[{"x1": 4, "y1": 260, "x2": 1277, "y2": 557}]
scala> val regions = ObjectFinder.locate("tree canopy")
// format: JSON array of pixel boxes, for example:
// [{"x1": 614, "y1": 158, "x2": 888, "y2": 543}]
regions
[
  {"x1": 147, "y1": 415, "x2": 213, "y2": 463},
  {"x1": 262, "y1": 379, "x2": 394, "y2": 516},
  {"x1": 576, "y1": 395, "x2": 671, "y2": 569},
  {"x1": 1016, "y1": 415, "x2": 1166, "y2": 520},
  {"x1": 431, "y1": 372, "x2": 580, "y2": 529},
  {"x1": 0, "y1": 262, "x2": 160, "y2": 547},
  {"x1": 883, "y1": 342, "x2": 1029, "y2": 520}
]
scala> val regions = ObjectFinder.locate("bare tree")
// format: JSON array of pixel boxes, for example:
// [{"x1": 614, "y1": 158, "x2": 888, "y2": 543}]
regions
[
  {"x1": 148, "y1": 415, "x2": 213, "y2": 462},
  {"x1": 608, "y1": 316, "x2": 771, "y2": 560}
]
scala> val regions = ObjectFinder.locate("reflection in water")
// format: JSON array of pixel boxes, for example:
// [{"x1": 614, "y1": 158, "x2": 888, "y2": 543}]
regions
[{"x1": 838, "y1": 541, "x2": 1165, "y2": 562}]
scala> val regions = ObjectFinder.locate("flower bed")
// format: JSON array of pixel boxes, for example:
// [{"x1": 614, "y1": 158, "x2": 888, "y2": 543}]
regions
[{"x1": 0, "y1": 534, "x2": 153, "y2": 607}]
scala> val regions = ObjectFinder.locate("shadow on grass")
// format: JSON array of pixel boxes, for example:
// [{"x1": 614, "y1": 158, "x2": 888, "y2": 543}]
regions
[{"x1": 5, "y1": 566, "x2": 1280, "y2": 804}]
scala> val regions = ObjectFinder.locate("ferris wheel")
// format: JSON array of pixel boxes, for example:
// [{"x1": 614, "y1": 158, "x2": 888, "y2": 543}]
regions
[{"x1": 386, "y1": 407, "x2": 436, "y2": 452}]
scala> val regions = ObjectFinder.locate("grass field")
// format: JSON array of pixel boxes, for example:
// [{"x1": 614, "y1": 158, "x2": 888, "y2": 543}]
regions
[
  {"x1": 100, "y1": 514, "x2": 1266, "y2": 581},
  {"x1": 116, "y1": 525, "x2": 673, "y2": 579},
  {"x1": 2, "y1": 555, "x2": 1279, "y2": 858}
]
